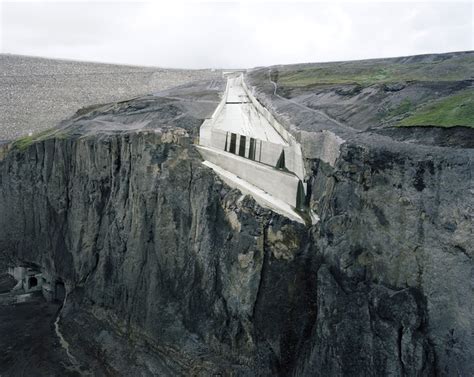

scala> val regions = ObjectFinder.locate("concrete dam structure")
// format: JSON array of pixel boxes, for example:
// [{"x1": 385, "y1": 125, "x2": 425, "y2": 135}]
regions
[
  {"x1": 7, "y1": 266, "x2": 66, "y2": 302},
  {"x1": 197, "y1": 74, "x2": 315, "y2": 224}
]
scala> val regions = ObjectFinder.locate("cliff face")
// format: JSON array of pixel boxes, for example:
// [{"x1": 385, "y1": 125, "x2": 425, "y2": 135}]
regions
[
  {"x1": 0, "y1": 130, "x2": 314, "y2": 375},
  {"x1": 244, "y1": 52, "x2": 473, "y2": 375},
  {"x1": 303, "y1": 142, "x2": 472, "y2": 376},
  {"x1": 0, "y1": 69, "x2": 473, "y2": 375}
]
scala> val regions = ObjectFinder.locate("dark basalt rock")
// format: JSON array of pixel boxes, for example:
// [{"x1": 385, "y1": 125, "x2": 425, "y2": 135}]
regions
[
  {"x1": 383, "y1": 82, "x2": 406, "y2": 92},
  {"x1": 336, "y1": 85, "x2": 363, "y2": 96}
]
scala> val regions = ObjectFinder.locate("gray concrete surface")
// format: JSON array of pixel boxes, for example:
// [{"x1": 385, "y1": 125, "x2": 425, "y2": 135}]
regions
[
  {"x1": 202, "y1": 160, "x2": 305, "y2": 223},
  {"x1": 198, "y1": 75, "x2": 311, "y2": 223},
  {"x1": 0, "y1": 54, "x2": 221, "y2": 141},
  {"x1": 208, "y1": 76, "x2": 287, "y2": 144},
  {"x1": 197, "y1": 145, "x2": 303, "y2": 220}
]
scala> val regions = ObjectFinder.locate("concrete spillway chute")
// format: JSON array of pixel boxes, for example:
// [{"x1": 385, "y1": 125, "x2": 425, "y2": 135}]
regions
[{"x1": 197, "y1": 74, "x2": 318, "y2": 225}]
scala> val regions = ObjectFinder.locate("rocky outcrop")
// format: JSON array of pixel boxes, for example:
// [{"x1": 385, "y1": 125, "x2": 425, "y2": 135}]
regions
[
  {"x1": 244, "y1": 53, "x2": 474, "y2": 375},
  {"x1": 0, "y1": 68, "x2": 472, "y2": 376},
  {"x1": 301, "y1": 141, "x2": 472, "y2": 376},
  {"x1": 0, "y1": 128, "x2": 311, "y2": 375}
]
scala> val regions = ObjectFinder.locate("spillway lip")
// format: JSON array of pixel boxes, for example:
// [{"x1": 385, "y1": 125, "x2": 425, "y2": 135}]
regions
[{"x1": 201, "y1": 160, "x2": 306, "y2": 224}]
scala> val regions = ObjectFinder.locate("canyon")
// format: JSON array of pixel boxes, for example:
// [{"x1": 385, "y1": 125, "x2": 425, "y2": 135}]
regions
[{"x1": 0, "y1": 52, "x2": 473, "y2": 376}]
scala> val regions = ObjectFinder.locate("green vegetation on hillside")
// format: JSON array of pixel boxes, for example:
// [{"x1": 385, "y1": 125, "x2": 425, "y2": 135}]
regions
[
  {"x1": 399, "y1": 89, "x2": 474, "y2": 128},
  {"x1": 271, "y1": 53, "x2": 474, "y2": 129},
  {"x1": 277, "y1": 56, "x2": 474, "y2": 87},
  {"x1": 12, "y1": 127, "x2": 64, "y2": 151},
  {"x1": 386, "y1": 99, "x2": 414, "y2": 118}
]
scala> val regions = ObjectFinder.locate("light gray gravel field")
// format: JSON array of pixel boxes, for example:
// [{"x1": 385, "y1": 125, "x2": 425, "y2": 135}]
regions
[{"x1": 0, "y1": 54, "x2": 221, "y2": 141}]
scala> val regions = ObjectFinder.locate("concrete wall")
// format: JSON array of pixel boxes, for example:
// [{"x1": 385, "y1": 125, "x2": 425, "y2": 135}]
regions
[
  {"x1": 7, "y1": 266, "x2": 64, "y2": 301},
  {"x1": 203, "y1": 160, "x2": 305, "y2": 223},
  {"x1": 242, "y1": 77, "x2": 345, "y2": 169},
  {"x1": 241, "y1": 79, "x2": 291, "y2": 144},
  {"x1": 209, "y1": 78, "x2": 231, "y2": 118},
  {"x1": 8, "y1": 266, "x2": 43, "y2": 293},
  {"x1": 201, "y1": 128, "x2": 305, "y2": 182},
  {"x1": 8, "y1": 266, "x2": 26, "y2": 283},
  {"x1": 198, "y1": 73, "x2": 309, "y2": 215},
  {"x1": 198, "y1": 76, "x2": 230, "y2": 147},
  {"x1": 197, "y1": 146, "x2": 302, "y2": 208},
  {"x1": 241, "y1": 77, "x2": 306, "y2": 180}
]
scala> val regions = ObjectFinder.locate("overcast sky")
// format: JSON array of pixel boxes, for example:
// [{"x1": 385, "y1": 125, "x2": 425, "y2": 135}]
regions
[{"x1": 0, "y1": 0, "x2": 472, "y2": 68}]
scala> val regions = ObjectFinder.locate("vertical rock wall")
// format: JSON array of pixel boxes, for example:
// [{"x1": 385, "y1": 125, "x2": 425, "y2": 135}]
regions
[{"x1": 0, "y1": 124, "x2": 472, "y2": 375}]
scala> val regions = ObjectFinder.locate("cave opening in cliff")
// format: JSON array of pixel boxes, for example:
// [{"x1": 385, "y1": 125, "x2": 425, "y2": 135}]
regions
[
  {"x1": 28, "y1": 276, "x2": 38, "y2": 289},
  {"x1": 55, "y1": 282, "x2": 65, "y2": 302}
]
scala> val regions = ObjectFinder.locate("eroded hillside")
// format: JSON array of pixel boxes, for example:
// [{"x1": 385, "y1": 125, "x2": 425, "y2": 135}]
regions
[
  {"x1": 0, "y1": 52, "x2": 473, "y2": 376},
  {"x1": 247, "y1": 51, "x2": 473, "y2": 146}
]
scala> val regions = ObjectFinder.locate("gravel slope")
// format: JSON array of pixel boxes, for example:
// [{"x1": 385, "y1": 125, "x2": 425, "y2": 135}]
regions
[{"x1": 0, "y1": 54, "x2": 221, "y2": 141}]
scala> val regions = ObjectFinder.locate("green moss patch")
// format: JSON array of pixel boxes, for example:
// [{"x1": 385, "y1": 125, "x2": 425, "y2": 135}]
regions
[
  {"x1": 399, "y1": 89, "x2": 474, "y2": 128},
  {"x1": 386, "y1": 99, "x2": 414, "y2": 119},
  {"x1": 276, "y1": 55, "x2": 474, "y2": 87},
  {"x1": 12, "y1": 127, "x2": 65, "y2": 151}
]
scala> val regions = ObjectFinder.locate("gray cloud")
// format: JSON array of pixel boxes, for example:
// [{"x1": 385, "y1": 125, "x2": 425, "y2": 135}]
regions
[{"x1": 1, "y1": 1, "x2": 472, "y2": 68}]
